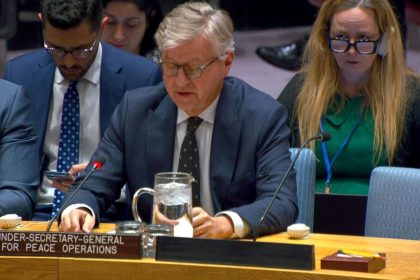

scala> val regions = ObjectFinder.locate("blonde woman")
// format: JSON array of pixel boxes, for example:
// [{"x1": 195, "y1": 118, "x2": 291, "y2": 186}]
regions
[{"x1": 279, "y1": 0, "x2": 420, "y2": 195}]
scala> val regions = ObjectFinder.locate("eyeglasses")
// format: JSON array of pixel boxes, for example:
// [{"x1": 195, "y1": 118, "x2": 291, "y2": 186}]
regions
[
  {"x1": 44, "y1": 38, "x2": 97, "y2": 59},
  {"x1": 160, "y1": 57, "x2": 219, "y2": 79},
  {"x1": 328, "y1": 36, "x2": 381, "y2": 54}
]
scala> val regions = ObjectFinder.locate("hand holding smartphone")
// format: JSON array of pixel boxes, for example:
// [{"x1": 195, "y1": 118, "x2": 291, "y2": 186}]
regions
[{"x1": 44, "y1": 171, "x2": 74, "y2": 183}]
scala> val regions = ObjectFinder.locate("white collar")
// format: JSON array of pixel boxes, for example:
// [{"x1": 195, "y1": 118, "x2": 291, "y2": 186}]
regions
[
  {"x1": 55, "y1": 42, "x2": 102, "y2": 85},
  {"x1": 176, "y1": 95, "x2": 220, "y2": 125}
]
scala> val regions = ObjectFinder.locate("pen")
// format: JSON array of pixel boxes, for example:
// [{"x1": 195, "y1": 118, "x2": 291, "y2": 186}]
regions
[{"x1": 339, "y1": 249, "x2": 386, "y2": 259}]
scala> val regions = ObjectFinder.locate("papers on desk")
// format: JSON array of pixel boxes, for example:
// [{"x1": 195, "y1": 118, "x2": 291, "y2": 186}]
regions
[{"x1": 174, "y1": 215, "x2": 193, "y2": 237}]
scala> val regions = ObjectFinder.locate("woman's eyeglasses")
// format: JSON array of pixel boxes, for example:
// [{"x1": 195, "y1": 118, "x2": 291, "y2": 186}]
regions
[{"x1": 328, "y1": 36, "x2": 382, "y2": 54}]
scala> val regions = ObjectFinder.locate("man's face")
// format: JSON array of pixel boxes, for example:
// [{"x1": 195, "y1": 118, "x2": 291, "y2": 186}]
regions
[
  {"x1": 161, "y1": 36, "x2": 233, "y2": 116},
  {"x1": 43, "y1": 19, "x2": 100, "y2": 81}
]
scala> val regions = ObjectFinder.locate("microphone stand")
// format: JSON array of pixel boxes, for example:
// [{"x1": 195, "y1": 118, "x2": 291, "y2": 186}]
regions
[
  {"x1": 154, "y1": 136, "x2": 330, "y2": 270},
  {"x1": 46, "y1": 162, "x2": 102, "y2": 232},
  {"x1": 252, "y1": 133, "x2": 329, "y2": 241}
]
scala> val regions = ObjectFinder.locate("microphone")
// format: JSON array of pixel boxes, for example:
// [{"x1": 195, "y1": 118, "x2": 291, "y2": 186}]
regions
[
  {"x1": 317, "y1": 132, "x2": 331, "y2": 142},
  {"x1": 252, "y1": 132, "x2": 331, "y2": 241},
  {"x1": 46, "y1": 157, "x2": 106, "y2": 232}
]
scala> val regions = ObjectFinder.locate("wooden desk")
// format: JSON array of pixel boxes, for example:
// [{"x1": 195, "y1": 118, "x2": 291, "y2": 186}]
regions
[
  {"x1": 2, "y1": 222, "x2": 420, "y2": 280},
  {"x1": 0, "y1": 222, "x2": 115, "y2": 280}
]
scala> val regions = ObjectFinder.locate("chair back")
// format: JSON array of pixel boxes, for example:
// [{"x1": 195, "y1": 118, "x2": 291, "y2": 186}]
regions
[
  {"x1": 365, "y1": 166, "x2": 420, "y2": 239},
  {"x1": 290, "y1": 148, "x2": 316, "y2": 229}
]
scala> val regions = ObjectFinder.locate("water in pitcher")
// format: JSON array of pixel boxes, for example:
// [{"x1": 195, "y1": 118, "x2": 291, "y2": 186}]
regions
[{"x1": 153, "y1": 182, "x2": 193, "y2": 237}]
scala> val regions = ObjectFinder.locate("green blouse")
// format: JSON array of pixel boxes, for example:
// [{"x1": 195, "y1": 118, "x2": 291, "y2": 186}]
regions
[{"x1": 314, "y1": 95, "x2": 387, "y2": 195}]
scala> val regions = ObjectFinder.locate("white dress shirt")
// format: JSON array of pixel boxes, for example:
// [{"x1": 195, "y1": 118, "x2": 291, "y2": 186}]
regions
[
  {"x1": 173, "y1": 96, "x2": 250, "y2": 238},
  {"x1": 37, "y1": 44, "x2": 102, "y2": 205}
]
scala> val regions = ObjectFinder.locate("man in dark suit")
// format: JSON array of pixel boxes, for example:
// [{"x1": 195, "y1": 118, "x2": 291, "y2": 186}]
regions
[
  {"x1": 4, "y1": 0, "x2": 161, "y2": 220},
  {"x1": 59, "y1": 2, "x2": 297, "y2": 238},
  {"x1": 0, "y1": 80, "x2": 39, "y2": 220}
]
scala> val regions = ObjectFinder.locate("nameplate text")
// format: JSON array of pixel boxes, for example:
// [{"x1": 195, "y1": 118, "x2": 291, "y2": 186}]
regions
[{"x1": 0, "y1": 231, "x2": 141, "y2": 259}]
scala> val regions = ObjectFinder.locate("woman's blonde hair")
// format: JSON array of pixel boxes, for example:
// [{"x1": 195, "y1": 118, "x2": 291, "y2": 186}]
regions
[{"x1": 296, "y1": 0, "x2": 412, "y2": 163}]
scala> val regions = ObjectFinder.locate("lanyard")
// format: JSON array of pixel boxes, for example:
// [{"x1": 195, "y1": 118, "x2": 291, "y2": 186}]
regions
[{"x1": 320, "y1": 108, "x2": 366, "y2": 193}]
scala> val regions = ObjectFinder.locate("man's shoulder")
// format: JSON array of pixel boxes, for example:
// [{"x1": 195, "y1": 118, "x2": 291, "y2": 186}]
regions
[
  {"x1": 7, "y1": 49, "x2": 48, "y2": 67},
  {"x1": 0, "y1": 80, "x2": 25, "y2": 109},
  {"x1": 118, "y1": 83, "x2": 172, "y2": 117},
  {"x1": 125, "y1": 83, "x2": 167, "y2": 103},
  {"x1": 4, "y1": 50, "x2": 55, "y2": 90},
  {"x1": 224, "y1": 77, "x2": 283, "y2": 111},
  {"x1": 101, "y1": 43, "x2": 161, "y2": 86},
  {"x1": 102, "y1": 43, "x2": 158, "y2": 70},
  {"x1": 0, "y1": 79, "x2": 21, "y2": 93}
]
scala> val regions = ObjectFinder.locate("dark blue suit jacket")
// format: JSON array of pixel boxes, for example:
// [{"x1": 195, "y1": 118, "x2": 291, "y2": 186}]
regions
[
  {"x1": 71, "y1": 77, "x2": 298, "y2": 236},
  {"x1": 4, "y1": 43, "x2": 162, "y2": 159},
  {"x1": 0, "y1": 80, "x2": 39, "y2": 220}
]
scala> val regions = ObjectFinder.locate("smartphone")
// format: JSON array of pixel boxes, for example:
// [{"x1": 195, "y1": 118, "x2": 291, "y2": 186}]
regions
[{"x1": 44, "y1": 171, "x2": 73, "y2": 183}]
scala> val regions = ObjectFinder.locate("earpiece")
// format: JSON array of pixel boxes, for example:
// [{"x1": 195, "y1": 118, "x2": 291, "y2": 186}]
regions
[{"x1": 377, "y1": 32, "x2": 388, "y2": 57}]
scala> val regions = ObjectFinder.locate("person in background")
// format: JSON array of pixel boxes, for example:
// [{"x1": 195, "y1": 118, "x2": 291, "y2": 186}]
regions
[
  {"x1": 4, "y1": 0, "x2": 162, "y2": 220},
  {"x1": 0, "y1": 80, "x2": 39, "y2": 220},
  {"x1": 58, "y1": 1, "x2": 297, "y2": 238},
  {"x1": 101, "y1": 0, "x2": 163, "y2": 59},
  {"x1": 256, "y1": 0, "x2": 406, "y2": 71},
  {"x1": 279, "y1": 0, "x2": 420, "y2": 195}
]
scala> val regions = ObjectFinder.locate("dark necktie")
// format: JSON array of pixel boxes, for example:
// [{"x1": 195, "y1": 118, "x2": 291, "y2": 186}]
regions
[
  {"x1": 178, "y1": 117, "x2": 203, "y2": 206},
  {"x1": 52, "y1": 81, "x2": 80, "y2": 217}
]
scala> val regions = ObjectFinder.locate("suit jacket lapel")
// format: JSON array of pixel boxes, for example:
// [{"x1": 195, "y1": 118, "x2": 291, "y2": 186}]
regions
[
  {"x1": 99, "y1": 44, "x2": 125, "y2": 136},
  {"x1": 210, "y1": 80, "x2": 242, "y2": 212},
  {"x1": 146, "y1": 94, "x2": 177, "y2": 181},
  {"x1": 32, "y1": 55, "x2": 56, "y2": 150}
]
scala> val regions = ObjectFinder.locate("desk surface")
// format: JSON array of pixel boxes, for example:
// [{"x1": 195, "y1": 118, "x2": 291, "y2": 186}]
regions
[{"x1": 1, "y1": 222, "x2": 420, "y2": 280}]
